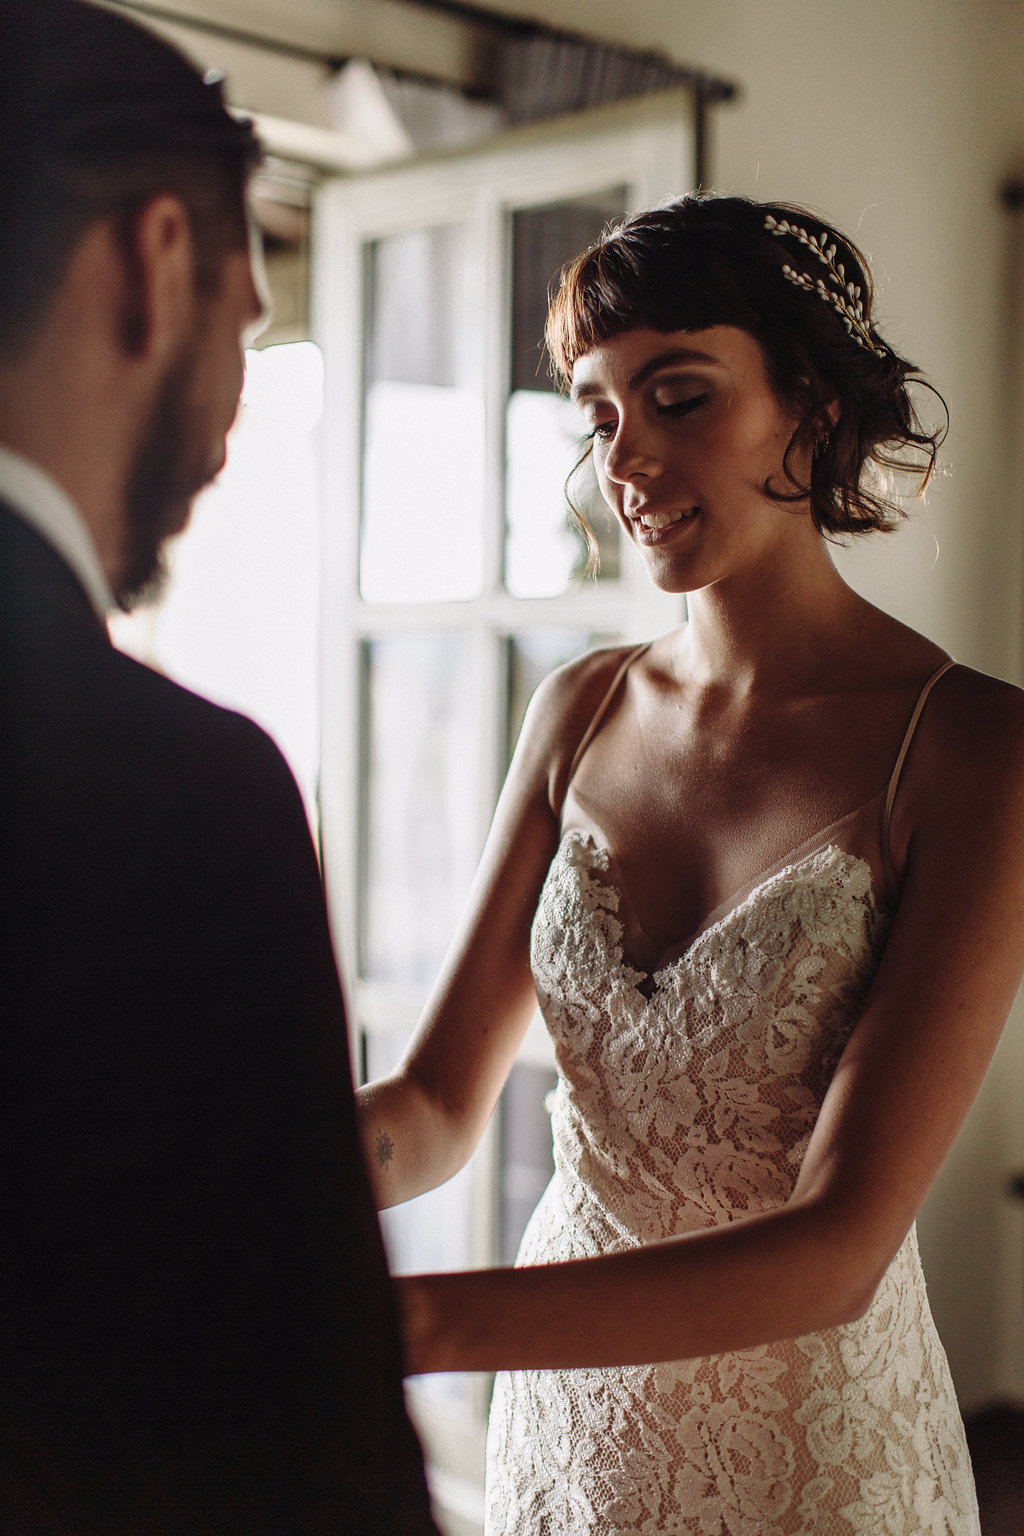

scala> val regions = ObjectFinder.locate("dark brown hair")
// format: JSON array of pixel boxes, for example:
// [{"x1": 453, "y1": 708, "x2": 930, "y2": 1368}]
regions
[
  {"x1": 0, "y1": 0, "x2": 261, "y2": 360},
  {"x1": 545, "y1": 194, "x2": 946, "y2": 568}
]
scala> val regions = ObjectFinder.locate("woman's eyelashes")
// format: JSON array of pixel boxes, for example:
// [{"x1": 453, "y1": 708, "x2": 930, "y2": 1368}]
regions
[
  {"x1": 656, "y1": 391, "x2": 711, "y2": 418},
  {"x1": 582, "y1": 391, "x2": 712, "y2": 442},
  {"x1": 584, "y1": 419, "x2": 616, "y2": 444}
]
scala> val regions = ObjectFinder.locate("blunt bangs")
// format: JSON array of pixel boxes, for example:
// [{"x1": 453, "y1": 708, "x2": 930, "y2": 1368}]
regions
[{"x1": 545, "y1": 220, "x2": 763, "y2": 392}]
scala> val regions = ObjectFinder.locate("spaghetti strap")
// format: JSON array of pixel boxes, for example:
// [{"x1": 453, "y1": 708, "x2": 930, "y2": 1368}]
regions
[
  {"x1": 562, "y1": 643, "x2": 651, "y2": 805},
  {"x1": 881, "y1": 657, "x2": 957, "y2": 885}
]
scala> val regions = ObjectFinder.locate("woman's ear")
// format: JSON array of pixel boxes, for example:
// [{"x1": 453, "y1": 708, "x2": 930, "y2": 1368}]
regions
[{"x1": 807, "y1": 398, "x2": 839, "y2": 459}]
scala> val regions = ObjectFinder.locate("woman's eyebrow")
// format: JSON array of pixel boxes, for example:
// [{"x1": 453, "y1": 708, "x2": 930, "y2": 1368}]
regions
[{"x1": 571, "y1": 347, "x2": 720, "y2": 403}]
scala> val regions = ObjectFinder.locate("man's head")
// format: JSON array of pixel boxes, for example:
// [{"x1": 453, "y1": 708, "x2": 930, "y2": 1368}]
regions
[
  {"x1": 0, "y1": 0, "x2": 261, "y2": 360},
  {"x1": 0, "y1": 0, "x2": 264, "y2": 606}
]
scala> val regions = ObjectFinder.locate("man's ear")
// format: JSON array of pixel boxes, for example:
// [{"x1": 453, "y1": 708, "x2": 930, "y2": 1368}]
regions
[{"x1": 115, "y1": 195, "x2": 196, "y2": 361}]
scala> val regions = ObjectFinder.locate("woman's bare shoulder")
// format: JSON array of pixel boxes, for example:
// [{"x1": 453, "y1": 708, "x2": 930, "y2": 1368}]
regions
[
  {"x1": 930, "y1": 663, "x2": 1024, "y2": 746},
  {"x1": 906, "y1": 662, "x2": 1024, "y2": 819},
  {"x1": 517, "y1": 642, "x2": 650, "y2": 815},
  {"x1": 532, "y1": 642, "x2": 646, "y2": 716}
]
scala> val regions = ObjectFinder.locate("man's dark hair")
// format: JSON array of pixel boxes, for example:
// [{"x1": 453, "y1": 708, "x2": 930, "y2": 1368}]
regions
[{"x1": 0, "y1": 0, "x2": 262, "y2": 359}]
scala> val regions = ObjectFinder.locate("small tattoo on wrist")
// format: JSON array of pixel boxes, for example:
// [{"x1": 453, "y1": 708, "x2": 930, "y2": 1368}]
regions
[{"x1": 375, "y1": 1130, "x2": 395, "y2": 1167}]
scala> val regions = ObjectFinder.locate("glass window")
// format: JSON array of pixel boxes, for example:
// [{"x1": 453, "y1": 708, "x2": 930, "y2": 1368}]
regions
[
  {"x1": 109, "y1": 340, "x2": 323, "y2": 819},
  {"x1": 360, "y1": 225, "x2": 486, "y2": 604},
  {"x1": 504, "y1": 192, "x2": 627, "y2": 598},
  {"x1": 359, "y1": 630, "x2": 480, "y2": 987}
]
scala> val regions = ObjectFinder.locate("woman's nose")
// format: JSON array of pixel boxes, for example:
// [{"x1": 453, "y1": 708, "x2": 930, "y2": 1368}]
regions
[{"x1": 602, "y1": 422, "x2": 662, "y2": 483}]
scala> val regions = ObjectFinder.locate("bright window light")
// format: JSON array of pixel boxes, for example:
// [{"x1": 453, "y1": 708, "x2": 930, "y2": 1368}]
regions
[{"x1": 110, "y1": 341, "x2": 324, "y2": 822}]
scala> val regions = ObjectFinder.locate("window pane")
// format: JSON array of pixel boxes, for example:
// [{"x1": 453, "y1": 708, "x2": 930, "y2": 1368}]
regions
[
  {"x1": 360, "y1": 225, "x2": 485, "y2": 603},
  {"x1": 109, "y1": 341, "x2": 323, "y2": 820},
  {"x1": 504, "y1": 389, "x2": 590, "y2": 597},
  {"x1": 359, "y1": 631, "x2": 480, "y2": 985},
  {"x1": 504, "y1": 191, "x2": 627, "y2": 598}
]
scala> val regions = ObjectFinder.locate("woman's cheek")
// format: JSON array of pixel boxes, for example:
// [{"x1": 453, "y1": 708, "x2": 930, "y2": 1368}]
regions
[{"x1": 594, "y1": 460, "x2": 619, "y2": 513}]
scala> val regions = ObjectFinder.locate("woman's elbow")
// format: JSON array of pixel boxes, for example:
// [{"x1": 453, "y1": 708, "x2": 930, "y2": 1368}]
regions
[
  {"x1": 832, "y1": 1271, "x2": 883, "y2": 1327},
  {"x1": 822, "y1": 1231, "x2": 903, "y2": 1329},
  {"x1": 787, "y1": 1201, "x2": 901, "y2": 1332}
]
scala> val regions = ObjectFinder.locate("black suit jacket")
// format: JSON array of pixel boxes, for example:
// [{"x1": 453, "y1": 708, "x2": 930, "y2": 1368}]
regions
[{"x1": 0, "y1": 502, "x2": 436, "y2": 1533}]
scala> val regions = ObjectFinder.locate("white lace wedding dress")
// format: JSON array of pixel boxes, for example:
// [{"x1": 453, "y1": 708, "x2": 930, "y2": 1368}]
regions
[{"x1": 484, "y1": 659, "x2": 979, "y2": 1536}]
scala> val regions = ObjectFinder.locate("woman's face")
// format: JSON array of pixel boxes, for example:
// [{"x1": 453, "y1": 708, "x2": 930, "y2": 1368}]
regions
[{"x1": 570, "y1": 325, "x2": 818, "y2": 595}]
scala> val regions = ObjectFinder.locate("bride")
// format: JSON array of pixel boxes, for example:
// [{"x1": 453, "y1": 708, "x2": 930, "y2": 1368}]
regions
[{"x1": 357, "y1": 194, "x2": 1023, "y2": 1534}]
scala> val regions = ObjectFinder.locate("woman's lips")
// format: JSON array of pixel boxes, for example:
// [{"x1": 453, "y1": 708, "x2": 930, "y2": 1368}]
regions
[{"x1": 631, "y1": 506, "x2": 699, "y2": 543}]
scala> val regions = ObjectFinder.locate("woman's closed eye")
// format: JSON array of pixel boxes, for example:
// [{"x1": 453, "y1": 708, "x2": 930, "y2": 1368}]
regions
[
  {"x1": 656, "y1": 391, "x2": 710, "y2": 418},
  {"x1": 580, "y1": 389, "x2": 711, "y2": 445}
]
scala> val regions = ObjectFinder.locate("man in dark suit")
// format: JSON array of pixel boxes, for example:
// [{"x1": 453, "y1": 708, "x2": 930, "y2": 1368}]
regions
[{"x1": 0, "y1": 3, "x2": 436, "y2": 1529}]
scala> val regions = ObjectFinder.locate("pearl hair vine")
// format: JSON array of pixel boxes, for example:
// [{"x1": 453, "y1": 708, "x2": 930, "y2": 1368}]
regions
[{"x1": 763, "y1": 214, "x2": 887, "y2": 356}]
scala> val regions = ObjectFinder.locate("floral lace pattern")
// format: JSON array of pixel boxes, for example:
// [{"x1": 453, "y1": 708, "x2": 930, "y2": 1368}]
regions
[{"x1": 485, "y1": 832, "x2": 979, "y2": 1535}]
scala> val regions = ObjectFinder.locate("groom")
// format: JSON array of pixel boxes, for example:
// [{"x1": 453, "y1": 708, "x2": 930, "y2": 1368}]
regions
[{"x1": 0, "y1": 2, "x2": 435, "y2": 1530}]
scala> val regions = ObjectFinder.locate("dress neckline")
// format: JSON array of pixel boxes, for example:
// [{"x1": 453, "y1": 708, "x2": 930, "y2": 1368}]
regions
[
  {"x1": 560, "y1": 801, "x2": 881, "y2": 983},
  {"x1": 559, "y1": 656, "x2": 956, "y2": 977}
]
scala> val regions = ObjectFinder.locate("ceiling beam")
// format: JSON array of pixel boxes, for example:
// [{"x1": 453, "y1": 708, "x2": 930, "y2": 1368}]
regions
[{"x1": 103, "y1": 0, "x2": 500, "y2": 90}]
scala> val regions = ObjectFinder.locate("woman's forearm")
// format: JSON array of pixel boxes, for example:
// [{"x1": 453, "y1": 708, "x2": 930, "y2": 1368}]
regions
[
  {"x1": 357, "y1": 1072, "x2": 478, "y2": 1209},
  {"x1": 396, "y1": 1196, "x2": 884, "y2": 1374}
]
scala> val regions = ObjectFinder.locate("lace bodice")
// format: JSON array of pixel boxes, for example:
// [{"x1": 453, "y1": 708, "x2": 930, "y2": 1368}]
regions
[
  {"x1": 537, "y1": 833, "x2": 884, "y2": 1243},
  {"x1": 484, "y1": 829, "x2": 979, "y2": 1535}
]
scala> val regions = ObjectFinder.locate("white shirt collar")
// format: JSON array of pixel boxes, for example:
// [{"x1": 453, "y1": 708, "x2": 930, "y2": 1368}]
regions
[{"x1": 0, "y1": 445, "x2": 115, "y2": 620}]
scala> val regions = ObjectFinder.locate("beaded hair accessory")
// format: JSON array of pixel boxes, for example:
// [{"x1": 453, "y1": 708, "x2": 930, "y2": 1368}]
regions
[{"x1": 764, "y1": 214, "x2": 886, "y2": 356}]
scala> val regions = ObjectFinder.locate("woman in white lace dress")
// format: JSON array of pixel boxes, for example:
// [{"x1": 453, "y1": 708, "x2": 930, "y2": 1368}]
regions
[{"x1": 358, "y1": 196, "x2": 1024, "y2": 1534}]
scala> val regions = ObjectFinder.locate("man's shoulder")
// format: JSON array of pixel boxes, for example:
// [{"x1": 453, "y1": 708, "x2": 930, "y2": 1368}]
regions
[
  {"x1": 5, "y1": 605, "x2": 307, "y2": 855},
  {"x1": 0, "y1": 501, "x2": 274, "y2": 754},
  {"x1": 99, "y1": 647, "x2": 306, "y2": 836},
  {"x1": 106, "y1": 641, "x2": 278, "y2": 755}
]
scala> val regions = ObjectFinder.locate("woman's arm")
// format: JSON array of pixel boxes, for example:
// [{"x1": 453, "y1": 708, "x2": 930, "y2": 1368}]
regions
[
  {"x1": 356, "y1": 814, "x2": 545, "y2": 1208},
  {"x1": 357, "y1": 650, "x2": 626, "y2": 1209},
  {"x1": 396, "y1": 666, "x2": 1024, "y2": 1372}
]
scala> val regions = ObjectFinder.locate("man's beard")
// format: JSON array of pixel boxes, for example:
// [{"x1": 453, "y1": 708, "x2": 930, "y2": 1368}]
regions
[{"x1": 116, "y1": 343, "x2": 222, "y2": 612}]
